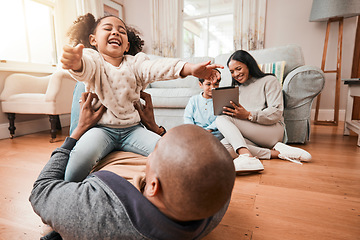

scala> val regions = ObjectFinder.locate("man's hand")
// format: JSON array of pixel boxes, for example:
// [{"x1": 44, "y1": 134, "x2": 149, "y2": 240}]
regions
[
  {"x1": 70, "y1": 92, "x2": 106, "y2": 140},
  {"x1": 134, "y1": 91, "x2": 164, "y2": 135},
  {"x1": 61, "y1": 44, "x2": 84, "y2": 71}
]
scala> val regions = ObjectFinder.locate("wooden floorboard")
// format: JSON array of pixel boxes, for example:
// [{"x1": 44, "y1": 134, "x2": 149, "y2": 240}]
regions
[{"x1": 0, "y1": 123, "x2": 359, "y2": 240}]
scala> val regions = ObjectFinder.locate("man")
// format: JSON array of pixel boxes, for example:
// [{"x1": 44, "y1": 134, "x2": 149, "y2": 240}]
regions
[{"x1": 30, "y1": 92, "x2": 235, "y2": 240}]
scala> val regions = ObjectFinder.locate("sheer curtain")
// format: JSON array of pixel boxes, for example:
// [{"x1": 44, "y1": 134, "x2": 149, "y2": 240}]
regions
[
  {"x1": 75, "y1": 0, "x2": 104, "y2": 18},
  {"x1": 233, "y1": 0, "x2": 267, "y2": 51},
  {"x1": 150, "y1": 0, "x2": 179, "y2": 57},
  {"x1": 54, "y1": 0, "x2": 104, "y2": 60}
]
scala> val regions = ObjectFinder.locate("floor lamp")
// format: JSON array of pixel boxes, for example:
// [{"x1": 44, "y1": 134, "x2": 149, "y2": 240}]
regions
[{"x1": 310, "y1": 0, "x2": 360, "y2": 126}]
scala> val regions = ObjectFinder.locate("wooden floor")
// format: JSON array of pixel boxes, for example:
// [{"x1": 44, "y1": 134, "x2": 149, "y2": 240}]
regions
[{"x1": 0, "y1": 123, "x2": 359, "y2": 240}]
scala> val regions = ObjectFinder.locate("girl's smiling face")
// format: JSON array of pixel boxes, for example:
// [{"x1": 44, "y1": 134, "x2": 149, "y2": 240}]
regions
[
  {"x1": 228, "y1": 60, "x2": 250, "y2": 84},
  {"x1": 89, "y1": 16, "x2": 130, "y2": 65}
]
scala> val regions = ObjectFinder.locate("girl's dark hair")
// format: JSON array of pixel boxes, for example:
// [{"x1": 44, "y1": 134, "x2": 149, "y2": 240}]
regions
[
  {"x1": 67, "y1": 13, "x2": 144, "y2": 56},
  {"x1": 227, "y1": 50, "x2": 273, "y2": 86}
]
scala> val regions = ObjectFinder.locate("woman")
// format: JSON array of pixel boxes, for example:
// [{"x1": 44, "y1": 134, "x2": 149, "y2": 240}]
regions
[{"x1": 216, "y1": 50, "x2": 311, "y2": 173}]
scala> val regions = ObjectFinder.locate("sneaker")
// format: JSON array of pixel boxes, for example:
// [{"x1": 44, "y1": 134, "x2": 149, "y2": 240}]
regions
[
  {"x1": 40, "y1": 231, "x2": 62, "y2": 240},
  {"x1": 233, "y1": 154, "x2": 264, "y2": 173},
  {"x1": 273, "y1": 142, "x2": 312, "y2": 164}
]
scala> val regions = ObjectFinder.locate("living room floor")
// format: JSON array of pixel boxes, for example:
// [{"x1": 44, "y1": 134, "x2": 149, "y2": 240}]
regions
[{"x1": 0, "y1": 123, "x2": 359, "y2": 240}]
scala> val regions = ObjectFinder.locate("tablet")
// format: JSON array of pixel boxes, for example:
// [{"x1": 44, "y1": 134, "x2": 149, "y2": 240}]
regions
[{"x1": 212, "y1": 86, "x2": 239, "y2": 115}]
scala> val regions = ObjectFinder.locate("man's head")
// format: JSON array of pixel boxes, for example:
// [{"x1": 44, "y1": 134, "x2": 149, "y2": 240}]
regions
[
  {"x1": 143, "y1": 124, "x2": 235, "y2": 221},
  {"x1": 199, "y1": 68, "x2": 221, "y2": 99}
]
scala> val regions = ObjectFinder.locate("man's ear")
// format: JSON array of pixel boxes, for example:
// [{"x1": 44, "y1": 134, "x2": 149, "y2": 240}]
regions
[
  {"x1": 89, "y1": 34, "x2": 97, "y2": 47},
  {"x1": 198, "y1": 82, "x2": 202, "y2": 87},
  {"x1": 145, "y1": 177, "x2": 160, "y2": 197}
]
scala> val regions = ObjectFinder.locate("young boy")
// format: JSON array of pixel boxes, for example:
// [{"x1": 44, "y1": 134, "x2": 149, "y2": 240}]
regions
[{"x1": 184, "y1": 69, "x2": 224, "y2": 140}]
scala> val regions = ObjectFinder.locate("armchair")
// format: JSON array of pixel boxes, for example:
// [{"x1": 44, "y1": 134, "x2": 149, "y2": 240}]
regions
[{"x1": 0, "y1": 71, "x2": 76, "y2": 141}]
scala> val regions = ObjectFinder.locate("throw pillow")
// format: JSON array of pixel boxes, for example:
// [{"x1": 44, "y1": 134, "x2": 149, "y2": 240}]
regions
[{"x1": 258, "y1": 61, "x2": 286, "y2": 85}]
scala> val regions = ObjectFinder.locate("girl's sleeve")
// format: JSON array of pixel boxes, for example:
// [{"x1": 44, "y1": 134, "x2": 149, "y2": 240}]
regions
[
  {"x1": 251, "y1": 76, "x2": 284, "y2": 125},
  {"x1": 68, "y1": 49, "x2": 98, "y2": 84},
  {"x1": 132, "y1": 53, "x2": 187, "y2": 88}
]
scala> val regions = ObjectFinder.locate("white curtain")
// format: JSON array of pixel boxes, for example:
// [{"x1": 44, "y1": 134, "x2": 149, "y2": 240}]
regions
[
  {"x1": 54, "y1": 0, "x2": 104, "y2": 59},
  {"x1": 234, "y1": 0, "x2": 267, "y2": 51},
  {"x1": 150, "y1": 0, "x2": 179, "y2": 57},
  {"x1": 75, "y1": 0, "x2": 104, "y2": 18}
]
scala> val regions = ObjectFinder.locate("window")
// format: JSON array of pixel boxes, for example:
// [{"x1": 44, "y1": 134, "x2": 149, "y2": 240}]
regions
[
  {"x1": 182, "y1": 0, "x2": 233, "y2": 58},
  {"x1": 0, "y1": 0, "x2": 56, "y2": 66}
]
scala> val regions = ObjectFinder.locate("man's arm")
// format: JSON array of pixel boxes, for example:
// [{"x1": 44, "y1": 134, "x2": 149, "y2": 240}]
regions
[
  {"x1": 70, "y1": 92, "x2": 106, "y2": 140},
  {"x1": 134, "y1": 91, "x2": 166, "y2": 136},
  {"x1": 29, "y1": 93, "x2": 106, "y2": 227}
]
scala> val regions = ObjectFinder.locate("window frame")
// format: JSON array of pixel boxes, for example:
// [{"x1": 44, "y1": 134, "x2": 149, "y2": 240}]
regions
[
  {"x1": 0, "y1": 0, "x2": 57, "y2": 73},
  {"x1": 180, "y1": 0, "x2": 233, "y2": 58}
]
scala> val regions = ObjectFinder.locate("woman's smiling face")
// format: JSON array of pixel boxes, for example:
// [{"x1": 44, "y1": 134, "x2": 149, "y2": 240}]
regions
[{"x1": 228, "y1": 60, "x2": 250, "y2": 84}]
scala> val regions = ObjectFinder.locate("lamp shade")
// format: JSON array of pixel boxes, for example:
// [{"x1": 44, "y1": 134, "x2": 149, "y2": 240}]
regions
[{"x1": 309, "y1": 0, "x2": 360, "y2": 22}]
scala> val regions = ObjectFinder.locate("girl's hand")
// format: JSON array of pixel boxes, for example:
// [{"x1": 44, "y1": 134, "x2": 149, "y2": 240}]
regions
[
  {"x1": 61, "y1": 44, "x2": 84, "y2": 71},
  {"x1": 181, "y1": 61, "x2": 223, "y2": 82},
  {"x1": 223, "y1": 101, "x2": 250, "y2": 120}
]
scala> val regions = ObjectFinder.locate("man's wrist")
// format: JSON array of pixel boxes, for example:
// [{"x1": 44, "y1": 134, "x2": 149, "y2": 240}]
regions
[
  {"x1": 158, "y1": 126, "x2": 166, "y2": 136},
  {"x1": 70, "y1": 125, "x2": 88, "y2": 140}
]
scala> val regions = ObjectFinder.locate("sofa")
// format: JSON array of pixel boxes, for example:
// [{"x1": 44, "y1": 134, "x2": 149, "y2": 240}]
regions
[
  {"x1": 145, "y1": 44, "x2": 325, "y2": 144},
  {"x1": 0, "y1": 71, "x2": 76, "y2": 140}
]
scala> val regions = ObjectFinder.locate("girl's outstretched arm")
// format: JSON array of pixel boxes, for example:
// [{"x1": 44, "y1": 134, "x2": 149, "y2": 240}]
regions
[
  {"x1": 180, "y1": 61, "x2": 223, "y2": 82},
  {"x1": 61, "y1": 44, "x2": 85, "y2": 72}
]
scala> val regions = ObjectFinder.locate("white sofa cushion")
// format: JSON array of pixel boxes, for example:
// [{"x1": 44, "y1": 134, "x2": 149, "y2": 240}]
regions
[{"x1": 145, "y1": 88, "x2": 201, "y2": 108}]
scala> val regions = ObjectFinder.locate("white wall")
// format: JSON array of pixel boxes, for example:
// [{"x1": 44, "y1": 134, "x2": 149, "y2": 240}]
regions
[
  {"x1": 122, "y1": 0, "x2": 153, "y2": 53},
  {"x1": 123, "y1": 0, "x2": 359, "y2": 119},
  {"x1": 265, "y1": 0, "x2": 357, "y2": 114}
]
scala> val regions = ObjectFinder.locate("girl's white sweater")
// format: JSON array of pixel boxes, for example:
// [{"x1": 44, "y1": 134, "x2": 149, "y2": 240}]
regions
[{"x1": 69, "y1": 49, "x2": 186, "y2": 127}]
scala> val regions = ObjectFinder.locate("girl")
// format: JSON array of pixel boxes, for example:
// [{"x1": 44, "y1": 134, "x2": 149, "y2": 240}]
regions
[
  {"x1": 216, "y1": 50, "x2": 311, "y2": 173},
  {"x1": 61, "y1": 13, "x2": 222, "y2": 182}
]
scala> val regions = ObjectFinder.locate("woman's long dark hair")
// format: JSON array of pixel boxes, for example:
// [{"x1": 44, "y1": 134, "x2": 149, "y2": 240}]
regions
[{"x1": 227, "y1": 50, "x2": 273, "y2": 86}]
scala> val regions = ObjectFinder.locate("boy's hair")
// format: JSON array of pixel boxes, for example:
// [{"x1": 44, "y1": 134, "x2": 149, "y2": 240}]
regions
[
  {"x1": 198, "y1": 68, "x2": 221, "y2": 84},
  {"x1": 67, "y1": 13, "x2": 144, "y2": 56}
]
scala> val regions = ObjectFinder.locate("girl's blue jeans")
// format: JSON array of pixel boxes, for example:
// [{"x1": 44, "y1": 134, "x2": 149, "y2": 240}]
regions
[
  {"x1": 64, "y1": 124, "x2": 160, "y2": 182},
  {"x1": 66, "y1": 82, "x2": 160, "y2": 182}
]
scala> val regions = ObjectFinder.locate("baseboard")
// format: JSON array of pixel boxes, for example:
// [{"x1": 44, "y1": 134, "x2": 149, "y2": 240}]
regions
[
  {"x1": 0, "y1": 110, "x2": 346, "y2": 140},
  {"x1": 310, "y1": 109, "x2": 345, "y2": 122},
  {"x1": 0, "y1": 114, "x2": 70, "y2": 140}
]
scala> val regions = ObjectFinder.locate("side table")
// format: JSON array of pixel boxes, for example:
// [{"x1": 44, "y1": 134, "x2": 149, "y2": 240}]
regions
[{"x1": 343, "y1": 79, "x2": 360, "y2": 146}]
